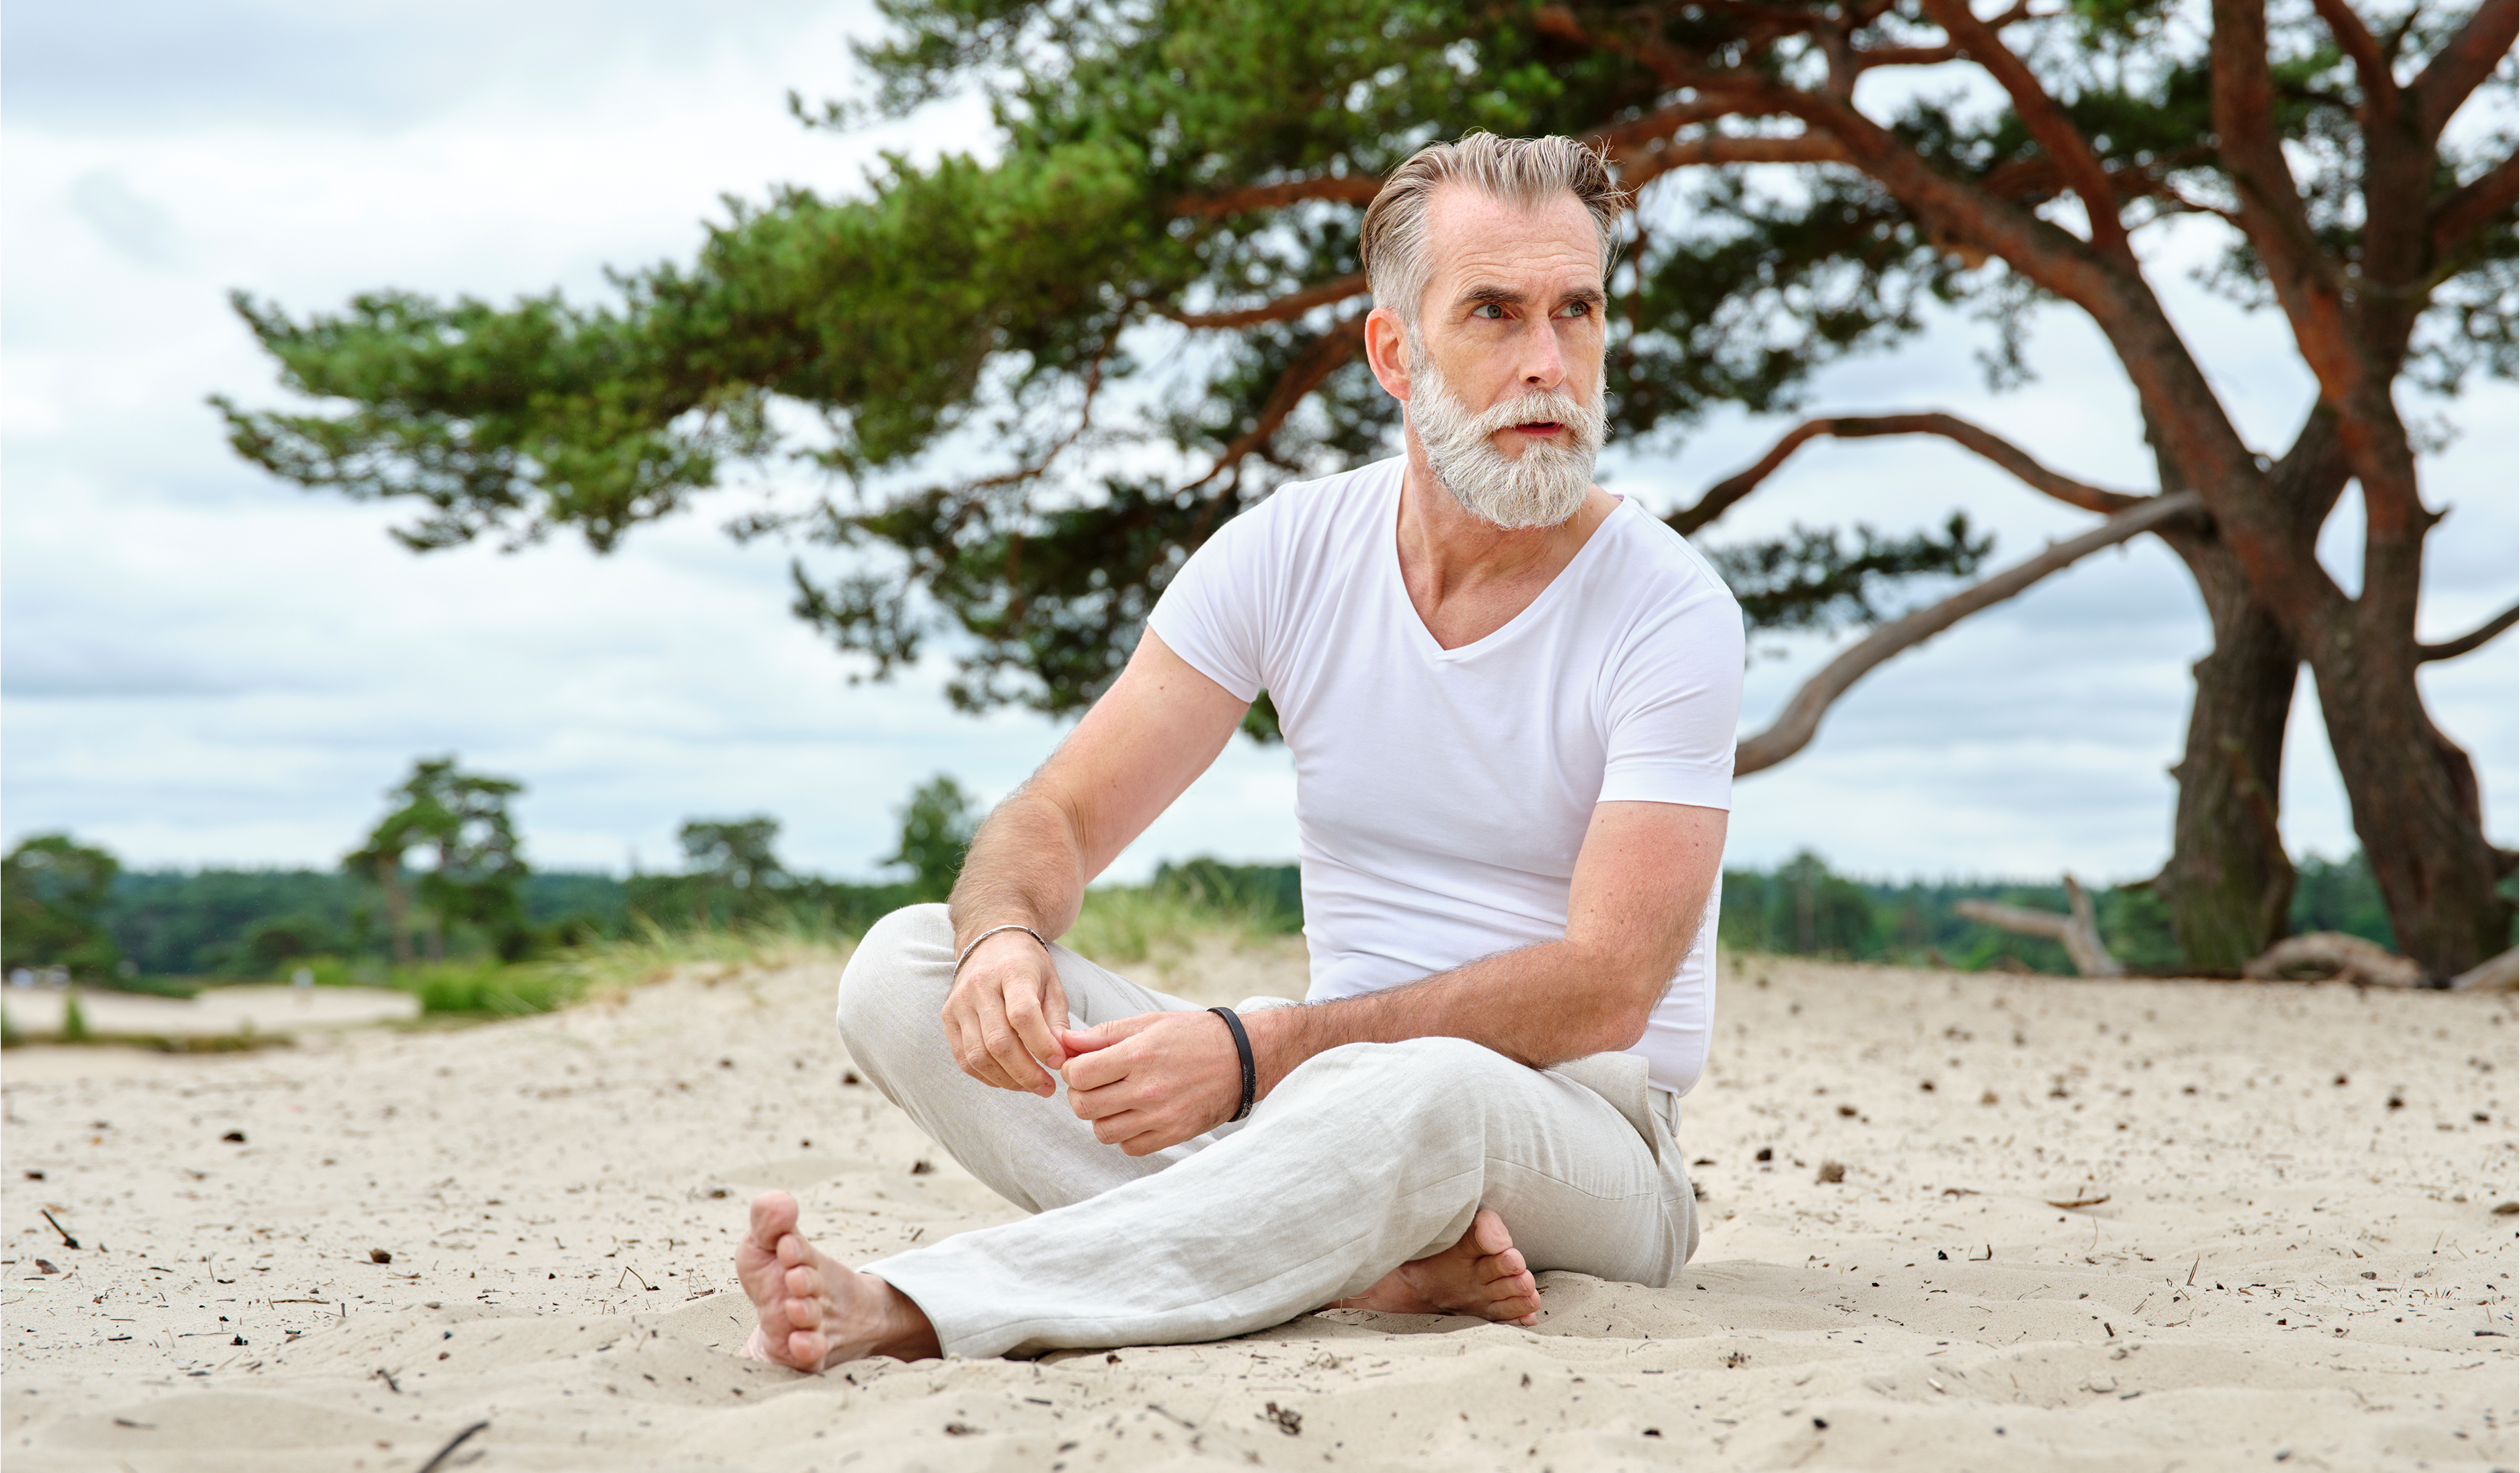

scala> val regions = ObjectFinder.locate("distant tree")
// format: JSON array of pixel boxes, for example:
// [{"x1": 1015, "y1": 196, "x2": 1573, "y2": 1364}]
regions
[
  {"x1": 883, "y1": 775, "x2": 979, "y2": 902},
  {"x1": 680, "y1": 816, "x2": 788, "y2": 891},
  {"x1": 346, "y1": 757, "x2": 532, "y2": 962},
  {"x1": 222, "y1": 0, "x2": 2518, "y2": 971},
  {"x1": 1, "y1": 833, "x2": 124, "y2": 981},
  {"x1": 242, "y1": 912, "x2": 348, "y2": 973},
  {"x1": 676, "y1": 815, "x2": 790, "y2": 924}
]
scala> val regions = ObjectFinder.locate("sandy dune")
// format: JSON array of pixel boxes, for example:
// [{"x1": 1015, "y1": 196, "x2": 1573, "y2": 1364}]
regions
[{"x1": 3, "y1": 945, "x2": 2512, "y2": 1470}]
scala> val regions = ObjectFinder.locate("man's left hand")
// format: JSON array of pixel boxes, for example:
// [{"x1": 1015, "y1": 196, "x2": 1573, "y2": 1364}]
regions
[{"x1": 1059, "y1": 1012, "x2": 1244, "y2": 1155}]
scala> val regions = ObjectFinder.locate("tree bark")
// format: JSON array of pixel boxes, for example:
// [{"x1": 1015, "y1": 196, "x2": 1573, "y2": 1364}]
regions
[
  {"x1": 2145, "y1": 411, "x2": 2336, "y2": 969},
  {"x1": 2307, "y1": 618, "x2": 2512, "y2": 974},
  {"x1": 2150, "y1": 542, "x2": 2298, "y2": 969}
]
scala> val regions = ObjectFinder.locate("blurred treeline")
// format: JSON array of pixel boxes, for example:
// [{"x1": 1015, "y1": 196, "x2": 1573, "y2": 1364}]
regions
[
  {"x1": 1717, "y1": 850, "x2": 2394, "y2": 974},
  {"x1": 26, "y1": 837, "x2": 2385, "y2": 990}
]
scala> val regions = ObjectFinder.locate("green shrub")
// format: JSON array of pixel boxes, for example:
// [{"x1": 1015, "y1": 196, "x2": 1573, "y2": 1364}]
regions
[{"x1": 397, "y1": 960, "x2": 582, "y2": 1017}]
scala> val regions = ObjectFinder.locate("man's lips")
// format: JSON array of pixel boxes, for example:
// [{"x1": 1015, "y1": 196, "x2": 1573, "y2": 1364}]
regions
[{"x1": 1510, "y1": 421, "x2": 1563, "y2": 435}]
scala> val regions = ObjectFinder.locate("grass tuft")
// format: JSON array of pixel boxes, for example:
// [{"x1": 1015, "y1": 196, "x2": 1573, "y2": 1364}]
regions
[{"x1": 392, "y1": 912, "x2": 859, "y2": 1017}]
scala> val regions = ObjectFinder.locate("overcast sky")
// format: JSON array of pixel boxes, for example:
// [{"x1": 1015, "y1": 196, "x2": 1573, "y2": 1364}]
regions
[{"x1": 3, "y1": 0, "x2": 2513, "y2": 887}]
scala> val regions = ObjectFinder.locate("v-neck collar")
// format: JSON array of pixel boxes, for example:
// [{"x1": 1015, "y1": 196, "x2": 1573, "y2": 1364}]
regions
[{"x1": 1384, "y1": 469, "x2": 1628, "y2": 661}]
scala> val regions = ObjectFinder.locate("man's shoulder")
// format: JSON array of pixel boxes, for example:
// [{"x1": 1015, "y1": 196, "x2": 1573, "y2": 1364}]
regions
[
  {"x1": 1235, "y1": 456, "x2": 1404, "y2": 538},
  {"x1": 1587, "y1": 500, "x2": 1741, "y2": 617}
]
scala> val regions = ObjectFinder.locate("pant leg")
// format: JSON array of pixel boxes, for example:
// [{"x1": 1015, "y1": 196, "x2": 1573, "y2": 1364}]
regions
[
  {"x1": 834, "y1": 904, "x2": 1237, "y2": 1214},
  {"x1": 862, "y1": 1034, "x2": 1688, "y2": 1358}
]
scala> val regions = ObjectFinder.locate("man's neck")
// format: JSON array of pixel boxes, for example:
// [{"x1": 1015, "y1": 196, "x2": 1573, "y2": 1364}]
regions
[{"x1": 1395, "y1": 435, "x2": 1617, "y2": 650}]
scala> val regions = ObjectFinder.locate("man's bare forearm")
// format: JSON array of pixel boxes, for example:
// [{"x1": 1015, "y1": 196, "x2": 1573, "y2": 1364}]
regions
[
  {"x1": 946, "y1": 788, "x2": 1090, "y2": 951},
  {"x1": 1242, "y1": 939, "x2": 1676, "y2": 1096}
]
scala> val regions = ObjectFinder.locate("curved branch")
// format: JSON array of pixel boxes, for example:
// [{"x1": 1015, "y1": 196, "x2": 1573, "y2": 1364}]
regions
[
  {"x1": 2309, "y1": 0, "x2": 2400, "y2": 123},
  {"x1": 1735, "y1": 493, "x2": 2203, "y2": 774},
  {"x1": 1614, "y1": 133, "x2": 1853, "y2": 193},
  {"x1": 1186, "y1": 315, "x2": 1367, "y2": 491},
  {"x1": 1670, "y1": 411, "x2": 2148, "y2": 535},
  {"x1": 1919, "y1": 0, "x2": 2130, "y2": 260},
  {"x1": 1171, "y1": 175, "x2": 1384, "y2": 219},
  {"x1": 2432, "y1": 151, "x2": 2518, "y2": 258},
  {"x1": 2412, "y1": 0, "x2": 2519, "y2": 141},
  {"x1": 1169, "y1": 274, "x2": 1368, "y2": 329},
  {"x1": 1854, "y1": 0, "x2": 2030, "y2": 70},
  {"x1": 2418, "y1": 602, "x2": 2517, "y2": 662}
]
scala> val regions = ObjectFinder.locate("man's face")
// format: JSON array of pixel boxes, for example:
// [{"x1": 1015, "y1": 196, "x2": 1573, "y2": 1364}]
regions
[{"x1": 1402, "y1": 185, "x2": 1609, "y2": 530}]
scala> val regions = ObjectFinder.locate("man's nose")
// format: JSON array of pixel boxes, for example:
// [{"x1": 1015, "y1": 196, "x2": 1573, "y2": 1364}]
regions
[{"x1": 1516, "y1": 316, "x2": 1567, "y2": 390}]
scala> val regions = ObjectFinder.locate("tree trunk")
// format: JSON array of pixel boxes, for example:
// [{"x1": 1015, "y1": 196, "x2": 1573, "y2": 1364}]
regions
[
  {"x1": 377, "y1": 853, "x2": 412, "y2": 969},
  {"x1": 2152, "y1": 526, "x2": 2300, "y2": 968},
  {"x1": 2144, "y1": 410, "x2": 2340, "y2": 969},
  {"x1": 2307, "y1": 625, "x2": 2511, "y2": 976}
]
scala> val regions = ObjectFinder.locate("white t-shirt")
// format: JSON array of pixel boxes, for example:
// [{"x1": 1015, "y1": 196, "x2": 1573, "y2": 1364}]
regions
[{"x1": 1145, "y1": 455, "x2": 1745, "y2": 1096}]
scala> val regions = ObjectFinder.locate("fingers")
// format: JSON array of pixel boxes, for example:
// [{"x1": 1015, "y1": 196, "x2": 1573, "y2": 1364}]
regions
[
  {"x1": 1002, "y1": 953, "x2": 1070, "y2": 1082},
  {"x1": 942, "y1": 943, "x2": 1067, "y2": 1092},
  {"x1": 973, "y1": 980, "x2": 1054, "y2": 1095}
]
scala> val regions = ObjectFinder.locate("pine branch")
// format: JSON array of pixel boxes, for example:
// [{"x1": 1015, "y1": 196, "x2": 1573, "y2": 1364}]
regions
[
  {"x1": 1735, "y1": 493, "x2": 2204, "y2": 774},
  {"x1": 2308, "y1": 0, "x2": 2402, "y2": 124},
  {"x1": 1187, "y1": 316, "x2": 1368, "y2": 491},
  {"x1": 1670, "y1": 411, "x2": 2148, "y2": 536},
  {"x1": 2412, "y1": 0, "x2": 2519, "y2": 142},
  {"x1": 1169, "y1": 275, "x2": 1368, "y2": 330},
  {"x1": 2431, "y1": 151, "x2": 2518, "y2": 258},
  {"x1": 2418, "y1": 603, "x2": 2517, "y2": 663},
  {"x1": 1919, "y1": 0, "x2": 2130, "y2": 260},
  {"x1": 1172, "y1": 176, "x2": 1384, "y2": 218}
]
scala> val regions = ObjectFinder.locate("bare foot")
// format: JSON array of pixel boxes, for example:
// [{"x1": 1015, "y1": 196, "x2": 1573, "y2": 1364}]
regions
[
  {"x1": 736, "y1": 1190, "x2": 942, "y2": 1369},
  {"x1": 1335, "y1": 1208, "x2": 1540, "y2": 1326}
]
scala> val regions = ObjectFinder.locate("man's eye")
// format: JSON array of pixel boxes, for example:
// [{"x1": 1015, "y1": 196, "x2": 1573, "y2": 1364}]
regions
[
  {"x1": 1473, "y1": 303, "x2": 1505, "y2": 319},
  {"x1": 1559, "y1": 300, "x2": 1593, "y2": 319}
]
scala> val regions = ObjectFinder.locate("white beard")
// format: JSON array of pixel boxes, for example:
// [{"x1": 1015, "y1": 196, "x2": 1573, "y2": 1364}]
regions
[{"x1": 1405, "y1": 346, "x2": 1605, "y2": 531}]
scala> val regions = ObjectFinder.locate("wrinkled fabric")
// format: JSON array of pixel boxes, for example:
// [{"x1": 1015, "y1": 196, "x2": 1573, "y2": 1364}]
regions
[{"x1": 837, "y1": 904, "x2": 1697, "y2": 1359}]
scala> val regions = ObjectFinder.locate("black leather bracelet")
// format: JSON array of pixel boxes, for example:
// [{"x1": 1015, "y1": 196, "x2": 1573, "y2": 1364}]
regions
[{"x1": 1208, "y1": 1006, "x2": 1257, "y2": 1123}]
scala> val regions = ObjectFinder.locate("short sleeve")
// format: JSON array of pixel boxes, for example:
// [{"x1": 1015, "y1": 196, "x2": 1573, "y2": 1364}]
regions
[
  {"x1": 1144, "y1": 501, "x2": 1275, "y2": 703},
  {"x1": 1596, "y1": 572, "x2": 1745, "y2": 811}
]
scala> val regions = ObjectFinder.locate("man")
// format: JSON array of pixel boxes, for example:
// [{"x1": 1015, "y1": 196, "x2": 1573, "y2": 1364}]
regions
[{"x1": 738, "y1": 132, "x2": 1744, "y2": 1367}]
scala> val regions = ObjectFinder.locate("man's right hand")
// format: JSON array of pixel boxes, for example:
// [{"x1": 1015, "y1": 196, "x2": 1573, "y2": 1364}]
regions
[{"x1": 940, "y1": 929, "x2": 1071, "y2": 1096}]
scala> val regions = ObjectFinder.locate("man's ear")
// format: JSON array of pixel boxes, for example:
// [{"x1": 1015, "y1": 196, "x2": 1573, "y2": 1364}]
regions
[{"x1": 1364, "y1": 305, "x2": 1412, "y2": 404}]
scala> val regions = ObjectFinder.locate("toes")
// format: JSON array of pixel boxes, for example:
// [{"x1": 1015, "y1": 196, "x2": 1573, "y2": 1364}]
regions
[
  {"x1": 1469, "y1": 1208, "x2": 1513, "y2": 1257},
  {"x1": 749, "y1": 1190, "x2": 801, "y2": 1248}
]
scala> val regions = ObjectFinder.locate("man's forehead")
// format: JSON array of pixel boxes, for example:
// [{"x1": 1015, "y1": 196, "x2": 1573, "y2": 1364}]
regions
[{"x1": 1421, "y1": 184, "x2": 1603, "y2": 296}]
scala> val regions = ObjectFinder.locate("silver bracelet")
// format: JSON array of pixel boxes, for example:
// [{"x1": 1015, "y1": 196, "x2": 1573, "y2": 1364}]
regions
[{"x1": 953, "y1": 923, "x2": 1051, "y2": 977}]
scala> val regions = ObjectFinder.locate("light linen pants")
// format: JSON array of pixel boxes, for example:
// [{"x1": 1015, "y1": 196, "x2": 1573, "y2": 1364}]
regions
[{"x1": 835, "y1": 904, "x2": 1697, "y2": 1358}]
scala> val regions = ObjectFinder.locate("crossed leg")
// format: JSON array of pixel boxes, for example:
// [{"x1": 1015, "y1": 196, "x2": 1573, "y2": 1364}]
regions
[
  {"x1": 734, "y1": 905, "x2": 1670, "y2": 1365},
  {"x1": 736, "y1": 1190, "x2": 1538, "y2": 1370}
]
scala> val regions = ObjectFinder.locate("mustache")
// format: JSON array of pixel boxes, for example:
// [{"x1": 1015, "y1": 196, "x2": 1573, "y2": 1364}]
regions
[{"x1": 1463, "y1": 387, "x2": 1596, "y2": 438}]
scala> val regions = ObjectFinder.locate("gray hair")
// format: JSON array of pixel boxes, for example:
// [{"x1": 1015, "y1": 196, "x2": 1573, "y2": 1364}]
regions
[{"x1": 1358, "y1": 132, "x2": 1626, "y2": 327}]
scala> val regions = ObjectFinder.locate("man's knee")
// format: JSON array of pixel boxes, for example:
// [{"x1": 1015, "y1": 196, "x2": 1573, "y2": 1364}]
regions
[{"x1": 834, "y1": 903, "x2": 955, "y2": 1063}]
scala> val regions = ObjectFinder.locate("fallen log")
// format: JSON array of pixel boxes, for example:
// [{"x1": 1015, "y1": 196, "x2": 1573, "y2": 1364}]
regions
[
  {"x1": 1953, "y1": 875, "x2": 2123, "y2": 978},
  {"x1": 2243, "y1": 932, "x2": 2426, "y2": 989},
  {"x1": 2449, "y1": 947, "x2": 2517, "y2": 993}
]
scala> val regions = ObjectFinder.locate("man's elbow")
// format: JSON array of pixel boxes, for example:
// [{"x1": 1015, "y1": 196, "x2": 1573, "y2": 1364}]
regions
[{"x1": 1581, "y1": 977, "x2": 1666, "y2": 1056}]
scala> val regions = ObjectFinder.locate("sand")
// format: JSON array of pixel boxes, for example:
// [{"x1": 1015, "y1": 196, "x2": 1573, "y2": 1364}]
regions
[{"x1": 3, "y1": 945, "x2": 2513, "y2": 1471}]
